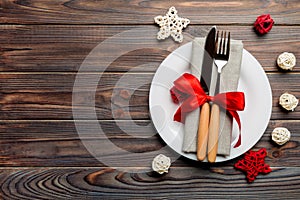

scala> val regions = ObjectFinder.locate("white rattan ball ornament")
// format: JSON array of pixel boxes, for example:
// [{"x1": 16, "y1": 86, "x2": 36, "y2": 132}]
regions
[
  {"x1": 271, "y1": 127, "x2": 291, "y2": 145},
  {"x1": 279, "y1": 92, "x2": 299, "y2": 111},
  {"x1": 152, "y1": 154, "x2": 171, "y2": 174},
  {"x1": 277, "y1": 52, "x2": 296, "y2": 70}
]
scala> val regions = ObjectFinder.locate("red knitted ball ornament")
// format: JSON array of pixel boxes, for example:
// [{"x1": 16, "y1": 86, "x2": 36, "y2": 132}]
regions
[{"x1": 254, "y1": 14, "x2": 274, "y2": 35}]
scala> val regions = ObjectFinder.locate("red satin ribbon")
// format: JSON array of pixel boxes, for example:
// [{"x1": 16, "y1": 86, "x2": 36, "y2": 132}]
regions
[{"x1": 170, "y1": 73, "x2": 245, "y2": 147}]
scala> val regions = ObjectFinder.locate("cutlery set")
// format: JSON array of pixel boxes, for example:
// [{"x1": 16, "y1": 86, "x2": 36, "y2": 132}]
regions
[{"x1": 197, "y1": 27, "x2": 231, "y2": 162}]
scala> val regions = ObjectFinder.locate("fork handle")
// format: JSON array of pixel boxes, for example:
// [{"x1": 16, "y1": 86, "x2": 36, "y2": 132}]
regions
[
  {"x1": 197, "y1": 102, "x2": 210, "y2": 161},
  {"x1": 207, "y1": 103, "x2": 220, "y2": 163}
]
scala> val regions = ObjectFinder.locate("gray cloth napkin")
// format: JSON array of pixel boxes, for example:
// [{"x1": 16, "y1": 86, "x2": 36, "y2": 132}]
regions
[{"x1": 182, "y1": 38, "x2": 243, "y2": 156}]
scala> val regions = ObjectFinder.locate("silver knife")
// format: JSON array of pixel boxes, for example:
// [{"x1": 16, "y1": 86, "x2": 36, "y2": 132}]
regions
[{"x1": 197, "y1": 26, "x2": 216, "y2": 161}]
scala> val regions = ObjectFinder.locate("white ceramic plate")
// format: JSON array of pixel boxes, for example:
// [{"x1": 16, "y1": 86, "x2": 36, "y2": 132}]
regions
[{"x1": 149, "y1": 42, "x2": 272, "y2": 162}]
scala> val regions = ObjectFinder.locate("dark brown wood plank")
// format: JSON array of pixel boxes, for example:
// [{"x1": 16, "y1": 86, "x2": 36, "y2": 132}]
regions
[
  {"x1": 0, "y1": 0, "x2": 298, "y2": 198},
  {"x1": 0, "y1": 120, "x2": 299, "y2": 167},
  {"x1": 0, "y1": 25, "x2": 299, "y2": 72},
  {"x1": 0, "y1": 167, "x2": 299, "y2": 199},
  {"x1": 1, "y1": 0, "x2": 299, "y2": 25},
  {"x1": 0, "y1": 73, "x2": 299, "y2": 120}
]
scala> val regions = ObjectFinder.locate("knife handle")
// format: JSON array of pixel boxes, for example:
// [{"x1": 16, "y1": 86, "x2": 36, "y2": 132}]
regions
[
  {"x1": 197, "y1": 102, "x2": 210, "y2": 161},
  {"x1": 207, "y1": 103, "x2": 220, "y2": 163}
]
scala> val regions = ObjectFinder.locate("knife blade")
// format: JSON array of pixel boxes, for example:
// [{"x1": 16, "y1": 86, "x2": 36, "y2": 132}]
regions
[{"x1": 197, "y1": 26, "x2": 216, "y2": 161}]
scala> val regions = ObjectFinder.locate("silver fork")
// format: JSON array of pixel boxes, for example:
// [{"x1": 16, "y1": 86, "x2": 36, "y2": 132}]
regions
[
  {"x1": 214, "y1": 31, "x2": 230, "y2": 94},
  {"x1": 207, "y1": 31, "x2": 231, "y2": 163}
]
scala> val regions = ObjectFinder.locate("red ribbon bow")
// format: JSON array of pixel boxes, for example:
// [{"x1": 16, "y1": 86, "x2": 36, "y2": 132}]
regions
[{"x1": 170, "y1": 73, "x2": 245, "y2": 147}]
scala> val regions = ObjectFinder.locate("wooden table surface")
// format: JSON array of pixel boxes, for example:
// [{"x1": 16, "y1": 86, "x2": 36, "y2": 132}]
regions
[{"x1": 0, "y1": 0, "x2": 300, "y2": 199}]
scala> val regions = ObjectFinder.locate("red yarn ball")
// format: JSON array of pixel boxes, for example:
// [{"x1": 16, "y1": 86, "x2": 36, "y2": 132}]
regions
[{"x1": 254, "y1": 14, "x2": 274, "y2": 35}]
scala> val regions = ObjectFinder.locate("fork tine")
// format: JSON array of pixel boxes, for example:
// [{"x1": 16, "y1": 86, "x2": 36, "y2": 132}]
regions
[
  {"x1": 218, "y1": 31, "x2": 223, "y2": 54},
  {"x1": 215, "y1": 30, "x2": 231, "y2": 60},
  {"x1": 226, "y1": 32, "x2": 230, "y2": 58},
  {"x1": 215, "y1": 31, "x2": 219, "y2": 54},
  {"x1": 222, "y1": 32, "x2": 226, "y2": 55}
]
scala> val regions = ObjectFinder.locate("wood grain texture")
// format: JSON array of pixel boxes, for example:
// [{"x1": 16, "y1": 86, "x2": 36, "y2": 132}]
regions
[
  {"x1": 1, "y1": 0, "x2": 300, "y2": 196},
  {"x1": 0, "y1": 0, "x2": 299, "y2": 25},
  {"x1": 0, "y1": 120, "x2": 299, "y2": 167},
  {"x1": 0, "y1": 167, "x2": 300, "y2": 199},
  {"x1": 0, "y1": 25, "x2": 299, "y2": 72},
  {"x1": 0, "y1": 73, "x2": 299, "y2": 120}
]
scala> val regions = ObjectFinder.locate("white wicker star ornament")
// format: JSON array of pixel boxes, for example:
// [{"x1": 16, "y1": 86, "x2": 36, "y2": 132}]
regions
[{"x1": 154, "y1": 7, "x2": 190, "y2": 43}]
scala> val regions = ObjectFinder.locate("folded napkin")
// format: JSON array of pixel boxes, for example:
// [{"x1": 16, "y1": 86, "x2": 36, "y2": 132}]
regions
[{"x1": 182, "y1": 37, "x2": 243, "y2": 156}]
